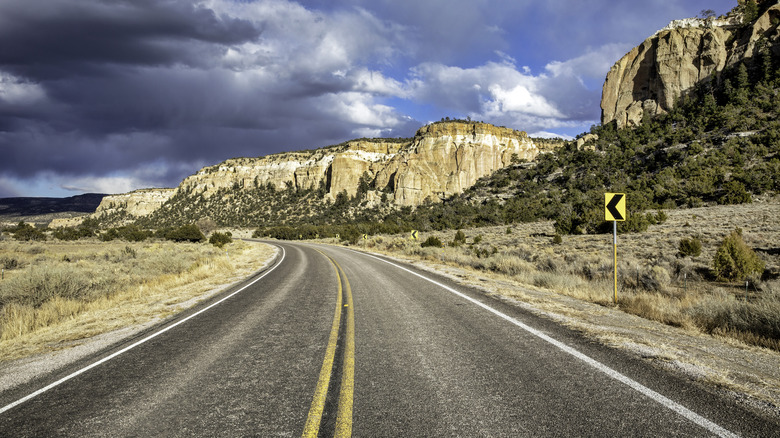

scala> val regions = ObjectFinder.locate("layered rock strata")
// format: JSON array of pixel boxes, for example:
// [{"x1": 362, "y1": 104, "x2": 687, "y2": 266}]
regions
[
  {"x1": 95, "y1": 188, "x2": 175, "y2": 218},
  {"x1": 376, "y1": 122, "x2": 539, "y2": 206},
  {"x1": 93, "y1": 122, "x2": 547, "y2": 219}
]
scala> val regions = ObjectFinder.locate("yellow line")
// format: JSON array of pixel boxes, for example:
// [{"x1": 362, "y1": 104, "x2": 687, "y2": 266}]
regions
[
  {"x1": 302, "y1": 252, "x2": 343, "y2": 438},
  {"x1": 334, "y1": 260, "x2": 355, "y2": 437}
]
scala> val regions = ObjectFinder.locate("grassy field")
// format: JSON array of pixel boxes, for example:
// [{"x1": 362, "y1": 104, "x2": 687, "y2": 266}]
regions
[
  {"x1": 0, "y1": 239, "x2": 275, "y2": 361},
  {"x1": 352, "y1": 200, "x2": 780, "y2": 351}
]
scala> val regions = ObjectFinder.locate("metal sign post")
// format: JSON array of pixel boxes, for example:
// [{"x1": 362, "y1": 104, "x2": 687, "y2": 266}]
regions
[
  {"x1": 605, "y1": 193, "x2": 626, "y2": 305},
  {"x1": 613, "y1": 221, "x2": 618, "y2": 304}
]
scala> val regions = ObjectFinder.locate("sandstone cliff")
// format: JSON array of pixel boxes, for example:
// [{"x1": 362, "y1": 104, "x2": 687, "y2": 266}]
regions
[
  {"x1": 376, "y1": 122, "x2": 539, "y2": 206},
  {"x1": 94, "y1": 122, "x2": 546, "y2": 220},
  {"x1": 95, "y1": 188, "x2": 175, "y2": 219},
  {"x1": 175, "y1": 140, "x2": 406, "y2": 201},
  {"x1": 601, "y1": 1, "x2": 780, "y2": 128}
]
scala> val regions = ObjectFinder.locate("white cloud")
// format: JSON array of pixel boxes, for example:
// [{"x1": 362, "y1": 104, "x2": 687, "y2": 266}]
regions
[
  {"x1": 529, "y1": 131, "x2": 574, "y2": 140},
  {"x1": 400, "y1": 42, "x2": 636, "y2": 135},
  {"x1": 59, "y1": 158, "x2": 205, "y2": 194},
  {"x1": 0, "y1": 71, "x2": 46, "y2": 104},
  {"x1": 350, "y1": 68, "x2": 406, "y2": 96},
  {"x1": 544, "y1": 43, "x2": 632, "y2": 85},
  {"x1": 319, "y1": 91, "x2": 404, "y2": 129},
  {"x1": 209, "y1": 0, "x2": 406, "y2": 76},
  {"x1": 406, "y1": 59, "x2": 584, "y2": 132},
  {"x1": 60, "y1": 176, "x2": 148, "y2": 194},
  {"x1": 484, "y1": 84, "x2": 562, "y2": 118}
]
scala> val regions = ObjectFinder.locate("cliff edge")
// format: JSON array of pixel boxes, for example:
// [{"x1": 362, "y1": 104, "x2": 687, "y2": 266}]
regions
[
  {"x1": 601, "y1": 1, "x2": 780, "y2": 128},
  {"x1": 94, "y1": 121, "x2": 554, "y2": 222}
]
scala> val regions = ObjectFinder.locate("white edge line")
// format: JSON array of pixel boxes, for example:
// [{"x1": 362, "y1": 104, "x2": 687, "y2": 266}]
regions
[
  {"x1": 0, "y1": 245, "x2": 286, "y2": 415},
  {"x1": 355, "y1": 250, "x2": 739, "y2": 438}
]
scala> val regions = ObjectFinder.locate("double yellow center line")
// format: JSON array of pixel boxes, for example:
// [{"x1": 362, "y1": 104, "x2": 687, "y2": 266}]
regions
[{"x1": 302, "y1": 251, "x2": 355, "y2": 437}]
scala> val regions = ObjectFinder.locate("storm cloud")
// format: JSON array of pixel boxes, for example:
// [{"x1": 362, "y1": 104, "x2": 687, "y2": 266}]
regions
[{"x1": 0, "y1": 0, "x2": 736, "y2": 196}]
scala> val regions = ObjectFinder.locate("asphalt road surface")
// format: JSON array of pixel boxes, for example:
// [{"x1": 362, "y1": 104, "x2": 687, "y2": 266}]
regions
[{"x1": 1, "y1": 241, "x2": 778, "y2": 437}]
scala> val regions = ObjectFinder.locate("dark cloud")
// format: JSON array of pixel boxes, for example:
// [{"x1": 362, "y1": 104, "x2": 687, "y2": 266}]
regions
[
  {"x1": 0, "y1": 0, "x2": 260, "y2": 79},
  {"x1": 0, "y1": 0, "x2": 738, "y2": 196},
  {"x1": 0, "y1": 0, "x2": 413, "y2": 193}
]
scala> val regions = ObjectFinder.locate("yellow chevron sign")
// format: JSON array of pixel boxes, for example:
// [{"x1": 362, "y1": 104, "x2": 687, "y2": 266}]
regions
[
  {"x1": 605, "y1": 193, "x2": 626, "y2": 222},
  {"x1": 410, "y1": 230, "x2": 419, "y2": 240}
]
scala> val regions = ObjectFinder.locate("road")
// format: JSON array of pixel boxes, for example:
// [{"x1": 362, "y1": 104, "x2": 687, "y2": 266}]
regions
[{"x1": 1, "y1": 241, "x2": 777, "y2": 437}]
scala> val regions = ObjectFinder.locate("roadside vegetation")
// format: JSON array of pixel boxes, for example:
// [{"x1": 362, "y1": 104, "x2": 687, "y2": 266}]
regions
[
  {"x1": 0, "y1": 237, "x2": 273, "y2": 361},
  {"x1": 346, "y1": 202, "x2": 779, "y2": 352}
]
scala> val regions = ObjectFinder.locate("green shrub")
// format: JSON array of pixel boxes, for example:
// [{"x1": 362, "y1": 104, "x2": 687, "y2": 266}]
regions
[
  {"x1": 712, "y1": 228, "x2": 765, "y2": 281},
  {"x1": 209, "y1": 232, "x2": 233, "y2": 248},
  {"x1": 118, "y1": 225, "x2": 152, "y2": 242},
  {"x1": 164, "y1": 224, "x2": 205, "y2": 243},
  {"x1": 678, "y1": 237, "x2": 702, "y2": 258},
  {"x1": 52, "y1": 227, "x2": 94, "y2": 241},
  {"x1": 101, "y1": 225, "x2": 152, "y2": 242},
  {"x1": 450, "y1": 230, "x2": 467, "y2": 247},
  {"x1": 617, "y1": 211, "x2": 651, "y2": 233},
  {"x1": 101, "y1": 228, "x2": 119, "y2": 241},
  {"x1": 1, "y1": 256, "x2": 20, "y2": 270},
  {"x1": 718, "y1": 180, "x2": 752, "y2": 205},
  {"x1": 552, "y1": 233, "x2": 563, "y2": 245},
  {"x1": 421, "y1": 236, "x2": 443, "y2": 248},
  {"x1": 123, "y1": 245, "x2": 137, "y2": 259},
  {"x1": 11, "y1": 222, "x2": 46, "y2": 241}
]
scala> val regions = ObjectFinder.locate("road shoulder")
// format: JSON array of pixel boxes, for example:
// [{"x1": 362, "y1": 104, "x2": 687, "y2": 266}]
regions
[{"x1": 350, "y1": 245, "x2": 780, "y2": 420}]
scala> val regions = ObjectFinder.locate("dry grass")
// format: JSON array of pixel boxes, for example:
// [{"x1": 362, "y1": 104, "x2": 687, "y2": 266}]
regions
[
  {"x1": 0, "y1": 239, "x2": 276, "y2": 361},
  {"x1": 354, "y1": 199, "x2": 780, "y2": 352}
]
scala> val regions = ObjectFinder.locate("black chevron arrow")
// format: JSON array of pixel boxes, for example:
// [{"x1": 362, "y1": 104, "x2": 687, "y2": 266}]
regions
[{"x1": 606, "y1": 194, "x2": 624, "y2": 221}]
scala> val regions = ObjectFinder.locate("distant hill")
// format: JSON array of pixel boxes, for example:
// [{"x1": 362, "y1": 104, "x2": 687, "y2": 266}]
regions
[{"x1": 0, "y1": 194, "x2": 106, "y2": 221}]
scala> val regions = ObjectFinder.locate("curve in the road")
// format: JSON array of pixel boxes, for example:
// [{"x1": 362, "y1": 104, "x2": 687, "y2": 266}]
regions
[
  {"x1": 353, "y1": 249, "x2": 739, "y2": 438},
  {"x1": 0, "y1": 246, "x2": 288, "y2": 417}
]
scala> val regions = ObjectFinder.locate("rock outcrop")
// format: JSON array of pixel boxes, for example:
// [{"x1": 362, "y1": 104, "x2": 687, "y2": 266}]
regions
[
  {"x1": 94, "y1": 121, "x2": 549, "y2": 222},
  {"x1": 376, "y1": 122, "x2": 539, "y2": 206},
  {"x1": 49, "y1": 217, "x2": 88, "y2": 228},
  {"x1": 174, "y1": 141, "x2": 405, "y2": 201},
  {"x1": 601, "y1": 1, "x2": 780, "y2": 128},
  {"x1": 95, "y1": 188, "x2": 175, "y2": 218}
]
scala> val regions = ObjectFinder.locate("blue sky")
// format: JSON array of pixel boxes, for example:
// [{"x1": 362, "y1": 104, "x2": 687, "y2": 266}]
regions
[{"x1": 0, "y1": 0, "x2": 737, "y2": 197}]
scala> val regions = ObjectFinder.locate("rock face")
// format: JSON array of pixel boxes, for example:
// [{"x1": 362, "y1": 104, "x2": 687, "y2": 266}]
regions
[
  {"x1": 175, "y1": 140, "x2": 406, "y2": 200},
  {"x1": 95, "y1": 188, "x2": 175, "y2": 218},
  {"x1": 376, "y1": 122, "x2": 539, "y2": 206},
  {"x1": 95, "y1": 122, "x2": 548, "y2": 221},
  {"x1": 601, "y1": 2, "x2": 780, "y2": 128}
]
